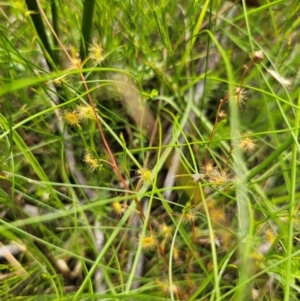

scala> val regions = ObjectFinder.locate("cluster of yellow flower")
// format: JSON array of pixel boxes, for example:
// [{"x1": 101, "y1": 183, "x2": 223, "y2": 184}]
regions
[{"x1": 61, "y1": 105, "x2": 97, "y2": 127}]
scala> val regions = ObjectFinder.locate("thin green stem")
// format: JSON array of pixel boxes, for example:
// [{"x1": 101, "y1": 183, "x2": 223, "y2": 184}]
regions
[
  {"x1": 284, "y1": 89, "x2": 300, "y2": 301},
  {"x1": 25, "y1": 0, "x2": 57, "y2": 69},
  {"x1": 80, "y1": 0, "x2": 96, "y2": 60}
]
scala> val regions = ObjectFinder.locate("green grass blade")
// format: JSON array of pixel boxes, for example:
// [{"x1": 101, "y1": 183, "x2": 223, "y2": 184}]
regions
[{"x1": 80, "y1": 0, "x2": 96, "y2": 60}]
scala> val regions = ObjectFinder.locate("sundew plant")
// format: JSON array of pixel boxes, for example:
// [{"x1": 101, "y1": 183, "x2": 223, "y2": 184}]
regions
[{"x1": 0, "y1": 0, "x2": 299, "y2": 300}]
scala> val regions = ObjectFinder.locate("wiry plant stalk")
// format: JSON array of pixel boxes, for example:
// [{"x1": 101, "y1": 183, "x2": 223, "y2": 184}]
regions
[
  {"x1": 25, "y1": 0, "x2": 57, "y2": 69},
  {"x1": 80, "y1": 0, "x2": 96, "y2": 60}
]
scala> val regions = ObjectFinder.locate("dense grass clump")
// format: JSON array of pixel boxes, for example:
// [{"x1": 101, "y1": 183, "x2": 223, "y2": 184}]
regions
[{"x1": 0, "y1": 0, "x2": 299, "y2": 300}]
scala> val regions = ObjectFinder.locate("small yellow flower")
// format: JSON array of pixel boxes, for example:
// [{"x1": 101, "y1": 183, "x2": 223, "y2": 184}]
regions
[
  {"x1": 88, "y1": 42, "x2": 104, "y2": 64},
  {"x1": 136, "y1": 166, "x2": 152, "y2": 185},
  {"x1": 76, "y1": 105, "x2": 96, "y2": 122},
  {"x1": 139, "y1": 233, "x2": 157, "y2": 251},
  {"x1": 61, "y1": 109, "x2": 81, "y2": 127},
  {"x1": 250, "y1": 252, "x2": 263, "y2": 261},
  {"x1": 265, "y1": 229, "x2": 275, "y2": 244},
  {"x1": 158, "y1": 223, "x2": 173, "y2": 239},
  {"x1": 112, "y1": 201, "x2": 125, "y2": 215},
  {"x1": 83, "y1": 150, "x2": 100, "y2": 172}
]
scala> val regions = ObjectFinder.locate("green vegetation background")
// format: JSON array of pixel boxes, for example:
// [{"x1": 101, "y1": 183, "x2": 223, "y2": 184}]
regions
[{"x1": 0, "y1": 0, "x2": 299, "y2": 300}]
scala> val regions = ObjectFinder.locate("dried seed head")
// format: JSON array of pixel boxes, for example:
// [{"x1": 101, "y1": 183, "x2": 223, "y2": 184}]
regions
[
  {"x1": 239, "y1": 136, "x2": 256, "y2": 153},
  {"x1": 205, "y1": 161, "x2": 215, "y2": 174},
  {"x1": 252, "y1": 50, "x2": 264, "y2": 63},
  {"x1": 233, "y1": 87, "x2": 247, "y2": 106},
  {"x1": 207, "y1": 169, "x2": 230, "y2": 185},
  {"x1": 218, "y1": 110, "x2": 227, "y2": 119},
  {"x1": 88, "y1": 42, "x2": 105, "y2": 64}
]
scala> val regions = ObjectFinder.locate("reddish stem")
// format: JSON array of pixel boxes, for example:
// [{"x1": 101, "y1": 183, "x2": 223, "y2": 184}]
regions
[{"x1": 35, "y1": 0, "x2": 145, "y2": 219}]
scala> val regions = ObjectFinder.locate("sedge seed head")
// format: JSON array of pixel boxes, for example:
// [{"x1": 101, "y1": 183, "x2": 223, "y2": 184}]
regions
[
  {"x1": 61, "y1": 109, "x2": 81, "y2": 127},
  {"x1": 136, "y1": 166, "x2": 152, "y2": 184},
  {"x1": 238, "y1": 136, "x2": 256, "y2": 154},
  {"x1": 233, "y1": 87, "x2": 246, "y2": 106},
  {"x1": 83, "y1": 150, "x2": 100, "y2": 172},
  {"x1": 208, "y1": 169, "x2": 229, "y2": 185},
  {"x1": 218, "y1": 110, "x2": 227, "y2": 119},
  {"x1": 88, "y1": 42, "x2": 105, "y2": 64},
  {"x1": 112, "y1": 201, "x2": 125, "y2": 215},
  {"x1": 158, "y1": 223, "x2": 173, "y2": 239},
  {"x1": 204, "y1": 161, "x2": 215, "y2": 174},
  {"x1": 139, "y1": 233, "x2": 157, "y2": 251},
  {"x1": 76, "y1": 105, "x2": 96, "y2": 122},
  {"x1": 182, "y1": 208, "x2": 197, "y2": 224},
  {"x1": 210, "y1": 208, "x2": 226, "y2": 225}
]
